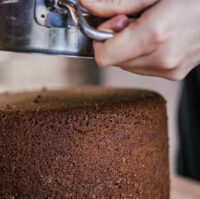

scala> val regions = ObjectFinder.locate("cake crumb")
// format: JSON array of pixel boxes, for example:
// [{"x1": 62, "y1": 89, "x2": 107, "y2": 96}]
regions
[
  {"x1": 0, "y1": 117, "x2": 6, "y2": 125},
  {"x1": 89, "y1": 192, "x2": 96, "y2": 199},
  {"x1": 34, "y1": 95, "x2": 42, "y2": 103},
  {"x1": 5, "y1": 104, "x2": 12, "y2": 109}
]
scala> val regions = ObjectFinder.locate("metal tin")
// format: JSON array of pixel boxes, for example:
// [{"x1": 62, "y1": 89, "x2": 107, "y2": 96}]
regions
[{"x1": 0, "y1": 0, "x2": 94, "y2": 57}]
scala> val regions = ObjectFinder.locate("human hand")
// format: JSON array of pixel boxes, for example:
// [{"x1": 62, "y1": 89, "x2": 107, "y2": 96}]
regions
[
  {"x1": 80, "y1": 0, "x2": 200, "y2": 80},
  {"x1": 80, "y1": 0, "x2": 159, "y2": 17}
]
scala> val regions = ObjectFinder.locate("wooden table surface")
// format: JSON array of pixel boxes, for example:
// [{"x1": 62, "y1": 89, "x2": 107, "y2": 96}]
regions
[{"x1": 171, "y1": 175, "x2": 200, "y2": 199}]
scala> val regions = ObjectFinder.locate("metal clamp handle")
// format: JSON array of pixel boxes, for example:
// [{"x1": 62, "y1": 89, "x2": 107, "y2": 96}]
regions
[{"x1": 58, "y1": 0, "x2": 114, "y2": 41}]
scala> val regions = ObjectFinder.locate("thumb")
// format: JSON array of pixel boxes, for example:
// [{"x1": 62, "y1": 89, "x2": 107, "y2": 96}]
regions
[
  {"x1": 97, "y1": 15, "x2": 129, "y2": 33},
  {"x1": 80, "y1": 0, "x2": 160, "y2": 17}
]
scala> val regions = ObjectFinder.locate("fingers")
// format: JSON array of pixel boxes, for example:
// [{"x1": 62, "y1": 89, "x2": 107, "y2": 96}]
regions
[
  {"x1": 119, "y1": 55, "x2": 188, "y2": 81},
  {"x1": 80, "y1": 0, "x2": 160, "y2": 17},
  {"x1": 94, "y1": 17, "x2": 156, "y2": 67},
  {"x1": 119, "y1": 55, "x2": 157, "y2": 69},
  {"x1": 120, "y1": 66, "x2": 167, "y2": 79},
  {"x1": 120, "y1": 65, "x2": 186, "y2": 81}
]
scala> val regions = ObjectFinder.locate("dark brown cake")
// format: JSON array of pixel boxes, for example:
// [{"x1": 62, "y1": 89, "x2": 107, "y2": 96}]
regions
[{"x1": 0, "y1": 87, "x2": 169, "y2": 199}]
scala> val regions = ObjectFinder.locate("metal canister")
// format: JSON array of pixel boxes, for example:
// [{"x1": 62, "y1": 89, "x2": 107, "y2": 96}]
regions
[{"x1": 0, "y1": 0, "x2": 113, "y2": 57}]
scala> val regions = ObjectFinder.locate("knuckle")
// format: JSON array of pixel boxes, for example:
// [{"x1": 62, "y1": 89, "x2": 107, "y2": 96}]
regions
[
  {"x1": 95, "y1": 54, "x2": 109, "y2": 67},
  {"x1": 166, "y1": 72, "x2": 185, "y2": 81},
  {"x1": 94, "y1": 42, "x2": 113, "y2": 67},
  {"x1": 148, "y1": 24, "x2": 169, "y2": 45},
  {"x1": 149, "y1": 29, "x2": 164, "y2": 44},
  {"x1": 157, "y1": 56, "x2": 179, "y2": 70}
]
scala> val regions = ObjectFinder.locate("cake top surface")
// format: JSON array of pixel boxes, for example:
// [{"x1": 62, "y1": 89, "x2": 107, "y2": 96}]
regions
[{"x1": 0, "y1": 87, "x2": 165, "y2": 112}]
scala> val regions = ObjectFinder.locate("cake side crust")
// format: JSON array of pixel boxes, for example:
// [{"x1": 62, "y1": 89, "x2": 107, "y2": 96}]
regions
[{"x1": 0, "y1": 88, "x2": 169, "y2": 199}]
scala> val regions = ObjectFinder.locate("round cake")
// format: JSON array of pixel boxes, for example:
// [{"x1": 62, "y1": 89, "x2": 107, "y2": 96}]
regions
[{"x1": 0, "y1": 87, "x2": 169, "y2": 198}]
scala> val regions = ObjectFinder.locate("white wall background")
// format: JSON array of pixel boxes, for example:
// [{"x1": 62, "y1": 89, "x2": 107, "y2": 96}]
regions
[{"x1": 0, "y1": 52, "x2": 68, "y2": 92}]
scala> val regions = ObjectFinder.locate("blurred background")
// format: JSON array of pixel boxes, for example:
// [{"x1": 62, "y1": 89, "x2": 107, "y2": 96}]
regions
[
  {"x1": 0, "y1": 51, "x2": 181, "y2": 173},
  {"x1": 3, "y1": 51, "x2": 200, "y2": 198},
  {"x1": 0, "y1": 52, "x2": 181, "y2": 173}
]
